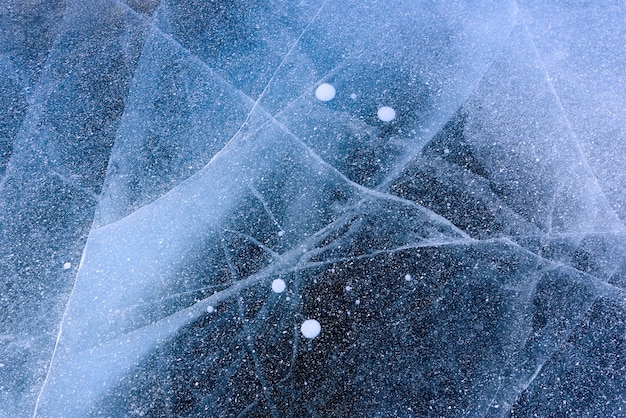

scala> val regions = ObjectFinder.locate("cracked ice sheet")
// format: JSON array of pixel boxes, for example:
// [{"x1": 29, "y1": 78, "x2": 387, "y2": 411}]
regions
[
  {"x1": 33, "y1": 0, "x2": 521, "y2": 412},
  {"x1": 5, "y1": 1, "x2": 623, "y2": 417},
  {"x1": 390, "y1": 22, "x2": 626, "y2": 417},
  {"x1": 0, "y1": 1, "x2": 151, "y2": 416},
  {"x1": 392, "y1": 24, "x2": 625, "y2": 281},
  {"x1": 519, "y1": 0, "x2": 626, "y2": 223},
  {"x1": 34, "y1": 110, "x2": 471, "y2": 416}
]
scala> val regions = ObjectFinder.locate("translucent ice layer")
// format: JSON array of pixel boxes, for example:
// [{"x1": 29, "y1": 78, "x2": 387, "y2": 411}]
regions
[{"x1": 1, "y1": 0, "x2": 624, "y2": 417}]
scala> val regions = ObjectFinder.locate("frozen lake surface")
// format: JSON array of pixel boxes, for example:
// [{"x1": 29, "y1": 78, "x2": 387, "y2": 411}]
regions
[{"x1": 1, "y1": 0, "x2": 624, "y2": 416}]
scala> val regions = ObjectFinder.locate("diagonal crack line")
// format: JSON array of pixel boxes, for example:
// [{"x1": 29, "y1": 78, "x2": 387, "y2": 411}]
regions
[
  {"x1": 246, "y1": 113, "x2": 472, "y2": 239},
  {"x1": 495, "y1": 237, "x2": 626, "y2": 299},
  {"x1": 114, "y1": 0, "x2": 476, "y2": 237},
  {"x1": 114, "y1": 0, "x2": 358, "y2": 183},
  {"x1": 97, "y1": 7, "x2": 466, "y2": 237},
  {"x1": 499, "y1": 296, "x2": 599, "y2": 416},
  {"x1": 522, "y1": 26, "x2": 625, "y2": 230},
  {"x1": 113, "y1": 0, "x2": 257, "y2": 107}
]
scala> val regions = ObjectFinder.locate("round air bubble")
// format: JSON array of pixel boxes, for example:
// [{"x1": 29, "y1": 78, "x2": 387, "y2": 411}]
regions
[
  {"x1": 272, "y1": 278, "x2": 286, "y2": 293},
  {"x1": 62, "y1": 262, "x2": 72, "y2": 270},
  {"x1": 377, "y1": 106, "x2": 396, "y2": 122},
  {"x1": 301, "y1": 319, "x2": 321, "y2": 339},
  {"x1": 315, "y1": 83, "x2": 336, "y2": 101},
  {"x1": 350, "y1": 93, "x2": 357, "y2": 100},
  {"x1": 207, "y1": 306, "x2": 215, "y2": 313}
]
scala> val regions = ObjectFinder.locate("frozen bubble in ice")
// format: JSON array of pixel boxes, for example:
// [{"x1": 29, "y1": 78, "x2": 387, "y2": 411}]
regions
[
  {"x1": 345, "y1": 285, "x2": 352, "y2": 292},
  {"x1": 404, "y1": 274, "x2": 412, "y2": 281},
  {"x1": 377, "y1": 106, "x2": 396, "y2": 122},
  {"x1": 350, "y1": 93, "x2": 357, "y2": 100},
  {"x1": 315, "y1": 83, "x2": 336, "y2": 101},
  {"x1": 301, "y1": 319, "x2": 321, "y2": 339},
  {"x1": 277, "y1": 230, "x2": 285, "y2": 237},
  {"x1": 272, "y1": 278, "x2": 286, "y2": 293},
  {"x1": 62, "y1": 262, "x2": 72, "y2": 270},
  {"x1": 207, "y1": 305, "x2": 215, "y2": 313}
]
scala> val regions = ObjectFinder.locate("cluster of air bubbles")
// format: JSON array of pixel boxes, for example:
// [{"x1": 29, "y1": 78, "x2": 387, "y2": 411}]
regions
[{"x1": 315, "y1": 83, "x2": 396, "y2": 122}]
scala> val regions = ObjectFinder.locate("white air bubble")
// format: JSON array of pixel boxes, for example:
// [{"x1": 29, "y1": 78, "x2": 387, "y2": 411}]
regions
[
  {"x1": 377, "y1": 106, "x2": 396, "y2": 122},
  {"x1": 207, "y1": 306, "x2": 215, "y2": 313},
  {"x1": 301, "y1": 319, "x2": 321, "y2": 339},
  {"x1": 315, "y1": 83, "x2": 336, "y2": 101},
  {"x1": 404, "y1": 274, "x2": 412, "y2": 281},
  {"x1": 272, "y1": 278, "x2": 286, "y2": 293},
  {"x1": 350, "y1": 93, "x2": 357, "y2": 100},
  {"x1": 62, "y1": 262, "x2": 72, "y2": 270}
]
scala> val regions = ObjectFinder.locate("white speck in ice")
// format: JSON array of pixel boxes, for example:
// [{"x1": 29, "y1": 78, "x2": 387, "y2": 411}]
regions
[
  {"x1": 315, "y1": 83, "x2": 336, "y2": 101},
  {"x1": 62, "y1": 262, "x2": 71, "y2": 270},
  {"x1": 277, "y1": 230, "x2": 285, "y2": 237},
  {"x1": 272, "y1": 278, "x2": 286, "y2": 293},
  {"x1": 350, "y1": 93, "x2": 357, "y2": 100},
  {"x1": 345, "y1": 285, "x2": 352, "y2": 292},
  {"x1": 404, "y1": 274, "x2": 412, "y2": 281},
  {"x1": 355, "y1": 299, "x2": 360, "y2": 305},
  {"x1": 207, "y1": 306, "x2": 215, "y2": 313},
  {"x1": 377, "y1": 106, "x2": 396, "y2": 122},
  {"x1": 301, "y1": 319, "x2": 321, "y2": 339},
  {"x1": 443, "y1": 148, "x2": 450, "y2": 154}
]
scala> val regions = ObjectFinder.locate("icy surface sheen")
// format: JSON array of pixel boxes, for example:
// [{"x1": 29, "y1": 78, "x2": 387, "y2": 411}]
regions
[{"x1": 1, "y1": 0, "x2": 625, "y2": 417}]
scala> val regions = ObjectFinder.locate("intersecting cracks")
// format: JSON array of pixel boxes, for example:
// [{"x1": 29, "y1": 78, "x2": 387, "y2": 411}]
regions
[
  {"x1": 485, "y1": 236, "x2": 626, "y2": 299},
  {"x1": 114, "y1": 0, "x2": 490, "y2": 252},
  {"x1": 118, "y1": 0, "x2": 460, "y2": 236},
  {"x1": 195, "y1": 210, "x2": 358, "y2": 413},
  {"x1": 248, "y1": 183, "x2": 284, "y2": 236},
  {"x1": 484, "y1": 296, "x2": 600, "y2": 418},
  {"x1": 117, "y1": 0, "x2": 335, "y2": 163},
  {"x1": 522, "y1": 25, "x2": 625, "y2": 230},
  {"x1": 85, "y1": 2, "x2": 623, "y2": 414}
]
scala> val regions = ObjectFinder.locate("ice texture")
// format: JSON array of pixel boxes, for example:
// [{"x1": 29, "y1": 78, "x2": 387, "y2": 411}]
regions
[{"x1": 1, "y1": 0, "x2": 624, "y2": 417}]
